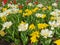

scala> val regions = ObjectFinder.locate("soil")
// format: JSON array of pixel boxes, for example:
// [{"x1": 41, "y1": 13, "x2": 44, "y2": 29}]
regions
[{"x1": 0, "y1": 39, "x2": 10, "y2": 45}]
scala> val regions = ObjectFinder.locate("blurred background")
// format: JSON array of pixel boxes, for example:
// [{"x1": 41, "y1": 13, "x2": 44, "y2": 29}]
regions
[{"x1": 0, "y1": 0, "x2": 60, "y2": 8}]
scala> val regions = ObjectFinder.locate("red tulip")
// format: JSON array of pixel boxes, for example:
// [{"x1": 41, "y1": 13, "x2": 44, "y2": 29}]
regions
[
  {"x1": 13, "y1": 0, "x2": 17, "y2": 4},
  {"x1": 19, "y1": 5, "x2": 23, "y2": 9},
  {"x1": 3, "y1": 0, "x2": 8, "y2": 4},
  {"x1": 2, "y1": 0, "x2": 8, "y2": 6},
  {"x1": 34, "y1": 1, "x2": 38, "y2": 5}
]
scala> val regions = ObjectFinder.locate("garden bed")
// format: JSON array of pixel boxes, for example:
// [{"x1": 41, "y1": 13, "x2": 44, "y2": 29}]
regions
[{"x1": 0, "y1": 0, "x2": 60, "y2": 45}]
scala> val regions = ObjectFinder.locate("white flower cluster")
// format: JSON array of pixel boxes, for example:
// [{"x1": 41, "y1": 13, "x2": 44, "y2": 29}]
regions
[
  {"x1": 35, "y1": 13, "x2": 45, "y2": 18},
  {"x1": 40, "y1": 29, "x2": 53, "y2": 38},
  {"x1": 0, "y1": 4, "x2": 19, "y2": 18},
  {"x1": 2, "y1": 21, "x2": 13, "y2": 30},
  {"x1": 35, "y1": 13, "x2": 42, "y2": 18},
  {"x1": 49, "y1": 21, "x2": 60, "y2": 30},
  {"x1": 18, "y1": 22, "x2": 28, "y2": 31},
  {"x1": 28, "y1": 3, "x2": 43, "y2": 8},
  {"x1": 50, "y1": 9, "x2": 60, "y2": 29},
  {"x1": 8, "y1": 4, "x2": 18, "y2": 8},
  {"x1": 37, "y1": 4, "x2": 43, "y2": 8},
  {"x1": 52, "y1": 3, "x2": 57, "y2": 7},
  {"x1": 28, "y1": 3, "x2": 33, "y2": 7},
  {"x1": 50, "y1": 9, "x2": 60, "y2": 16}
]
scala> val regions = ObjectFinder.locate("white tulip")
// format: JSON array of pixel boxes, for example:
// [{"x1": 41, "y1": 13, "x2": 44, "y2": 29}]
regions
[
  {"x1": 49, "y1": 21, "x2": 59, "y2": 27},
  {"x1": 28, "y1": 3, "x2": 33, "y2": 6},
  {"x1": 8, "y1": 4, "x2": 18, "y2": 8},
  {"x1": 35, "y1": 13, "x2": 42, "y2": 18},
  {"x1": 0, "y1": 12, "x2": 7, "y2": 17},
  {"x1": 40, "y1": 29, "x2": 53, "y2": 38},
  {"x1": 18, "y1": 23, "x2": 28, "y2": 31},
  {"x1": 50, "y1": 11, "x2": 57, "y2": 16},
  {"x1": 8, "y1": 4, "x2": 12, "y2": 8},
  {"x1": 37, "y1": 4, "x2": 43, "y2": 8},
  {"x1": 0, "y1": 13, "x2": 3, "y2": 17},
  {"x1": 0, "y1": 7, "x2": 2, "y2": 10},
  {"x1": 11, "y1": 8, "x2": 19, "y2": 14},
  {"x1": 50, "y1": 9, "x2": 60, "y2": 16},
  {"x1": 2, "y1": 21, "x2": 12, "y2": 29},
  {"x1": 51, "y1": 27, "x2": 54, "y2": 30},
  {"x1": 52, "y1": 3, "x2": 57, "y2": 7}
]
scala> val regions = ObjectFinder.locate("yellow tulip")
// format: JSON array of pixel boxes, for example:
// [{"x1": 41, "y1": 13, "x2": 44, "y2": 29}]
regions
[
  {"x1": 0, "y1": 30, "x2": 6, "y2": 37},
  {"x1": 29, "y1": 24, "x2": 35, "y2": 30},
  {"x1": 54, "y1": 39, "x2": 60, "y2": 45},
  {"x1": 19, "y1": 10, "x2": 22, "y2": 13},
  {"x1": 2, "y1": 8, "x2": 7, "y2": 12}
]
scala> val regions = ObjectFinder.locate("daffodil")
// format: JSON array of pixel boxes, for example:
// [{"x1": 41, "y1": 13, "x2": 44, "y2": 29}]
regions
[
  {"x1": 30, "y1": 36, "x2": 38, "y2": 43},
  {"x1": 25, "y1": 9, "x2": 29, "y2": 12},
  {"x1": 50, "y1": 16, "x2": 56, "y2": 20},
  {"x1": 29, "y1": 24, "x2": 35, "y2": 30},
  {"x1": 54, "y1": 39, "x2": 60, "y2": 45},
  {"x1": 19, "y1": 10, "x2": 22, "y2": 13},
  {"x1": 2, "y1": 8, "x2": 7, "y2": 12},
  {"x1": 23, "y1": 9, "x2": 32, "y2": 17},
  {"x1": 47, "y1": 6, "x2": 52, "y2": 10},
  {"x1": 38, "y1": 23, "x2": 49, "y2": 29},
  {"x1": 41, "y1": 14, "x2": 46, "y2": 18},
  {"x1": 42, "y1": 7, "x2": 47, "y2": 11},
  {"x1": 30, "y1": 31, "x2": 40, "y2": 43},
  {"x1": 30, "y1": 31, "x2": 39, "y2": 38},
  {"x1": 0, "y1": 30, "x2": 6, "y2": 36},
  {"x1": 27, "y1": 10, "x2": 32, "y2": 15},
  {"x1": 1, "y1": 16, "x2": 7, "y2": 22},
  {"x1": 23, "y1": 13, "x2": 28, "y2": 17},
  {"x1": 32, "y1": 7, "x2": 39, "y2": 13}
]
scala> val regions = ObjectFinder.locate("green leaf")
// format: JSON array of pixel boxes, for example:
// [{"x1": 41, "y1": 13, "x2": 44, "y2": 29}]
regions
[
  {"x1": 20, "y1": 32, "x2": 28, "y2": 45},
  {"x1": 40, "y1": 37, "x2": 52, "y2": 45},
  {"x1": 32, "y1": 42, "x2": 38, "y2": 45},
  {"x1": 14, "y1": 38, "x2": 20, "y2": 45}
]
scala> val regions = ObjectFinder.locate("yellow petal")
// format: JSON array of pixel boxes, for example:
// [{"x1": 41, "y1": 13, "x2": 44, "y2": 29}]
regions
[
  {"x1": 2, "y1": 8, "x2": 7, "y2": 12},
  {"x1": 0, "y1": 30, "x2": 6, "y2": 37},
  {"x1": 54, "y1": 39, "x2": 60, "y2": 45}
]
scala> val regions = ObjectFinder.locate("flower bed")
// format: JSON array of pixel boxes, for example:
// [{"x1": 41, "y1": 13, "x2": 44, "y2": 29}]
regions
[{"x1": 0, "y1": 0, "x2": 60, "y2": 45}]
